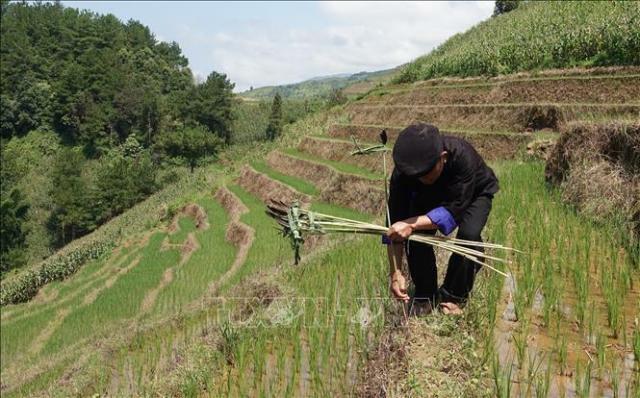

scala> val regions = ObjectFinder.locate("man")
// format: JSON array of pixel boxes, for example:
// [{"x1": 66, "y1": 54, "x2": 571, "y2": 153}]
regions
[{"x1": 384, "y1": 123, "x2": 499, "y2": 316}]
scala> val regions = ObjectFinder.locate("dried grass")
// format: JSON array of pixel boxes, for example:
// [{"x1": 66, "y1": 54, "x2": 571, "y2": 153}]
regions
[{"x1": 545, "y1": 121, "x2": 640, "y2": 240}]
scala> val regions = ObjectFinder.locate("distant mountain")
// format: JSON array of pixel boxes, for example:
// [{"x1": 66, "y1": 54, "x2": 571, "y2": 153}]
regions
[
  {"x1": 306, "y1": 72, "x2": 352, "y2": 82},
  {"x1": 239, "y1": 67, "x2": 399, "y2": 100}
]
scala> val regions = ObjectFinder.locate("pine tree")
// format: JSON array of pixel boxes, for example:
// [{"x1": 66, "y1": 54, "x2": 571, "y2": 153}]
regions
[
  {"x1": 191, "y1": 72, "x2": 235, "y2": 145},
  {"x1": 265, "y1": 93, "x2": 282, "y2": 141}
]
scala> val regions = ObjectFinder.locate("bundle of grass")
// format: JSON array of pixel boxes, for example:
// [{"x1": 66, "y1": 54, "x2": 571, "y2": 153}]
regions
[{"x1": 266, "y1": 200, "x2": 518, "y2": 277}]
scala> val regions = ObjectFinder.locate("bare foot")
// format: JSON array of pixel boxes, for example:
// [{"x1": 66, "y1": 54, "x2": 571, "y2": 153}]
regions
[{"x1": 439, "y1": 302, "x2": 463, "y2": 315}]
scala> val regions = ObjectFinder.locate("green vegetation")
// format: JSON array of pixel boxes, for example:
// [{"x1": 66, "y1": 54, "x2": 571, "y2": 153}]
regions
[
  {"x1": 0, "y1": 165, "x2": 212, "y2": 305},
  {"x1": 239, "y1": 69, "x2": 395, "y2": 100},
  {"x1": 48, "y1": 135, "x2": 158, "y2": 247},
  {"x1": 156, "y1": 125, "x2": 223, "y2": 172},
  {"x1": 224, "y1": 185, "x2": 290, "y2": 284},
  {"x1": 0, "y1": 2, "x2": 234, "y2": 148},
  {"x1": 1, "y1": 129, "x2": 62, "y2": 266},
  {"x1": 204, "y1": 235, "x2": 389, "y2": 396},
  {"x1": 250, "y1": 161, "x2": 320, "y2": 196},
  {"x1": 265, "y1": 93, "x2": 283, "y2": 141},
  {"x1": 0, "y1": 188, "x2": 29, "y2": 273},
  {"x1": 154, "y1": 196, "x2": 237, "y2": 314},
  {"x1": 232, "y1": 98, "x2": 323, "y2": 144},
  {"x1": 480, "y1": 161, "x2": 638, "y2": 396},
  {"x1": 397, "y1": 1, "x2": 640, "y2": 83},
  {"x1": 0, "y1": 193, "x2": 236, "y2": 379},
  {"x1": 281, "y1": 148, "x2": 383, "y2": 180},
  {"x1": 493, "y1": 0, "x2": 520, "y2": 17},
  {"x1": 0, "y1": 1, "x2": 235, "y2": 272}
]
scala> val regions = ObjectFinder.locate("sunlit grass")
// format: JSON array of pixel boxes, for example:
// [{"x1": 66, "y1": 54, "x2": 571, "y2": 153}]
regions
[
  {"x1": 167, "y1": 216, "x2": 197, "y2": 245},
  {"x1": 43, "y1": 233, "x2": 180, "y2": 354},
  {"x1": 250, "y1": 161, "x2": 320, "y2": 196},
  {"x1": 281, "y1": 148, "x2": 383, "y2": 180},
  {"x1": 154, "y1": 196, "x2": 237, "y2": 314}
]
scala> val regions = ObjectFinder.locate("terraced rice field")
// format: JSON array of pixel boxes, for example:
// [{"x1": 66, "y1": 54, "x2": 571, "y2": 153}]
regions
[{"x1": 1, "y1": 68, "x2": 638, "y2": 397}]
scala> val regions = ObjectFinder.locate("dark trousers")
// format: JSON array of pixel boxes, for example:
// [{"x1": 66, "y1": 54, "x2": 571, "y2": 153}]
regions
[{"x1": 406, "y1": 195, "x2": 493, "y2": 304}]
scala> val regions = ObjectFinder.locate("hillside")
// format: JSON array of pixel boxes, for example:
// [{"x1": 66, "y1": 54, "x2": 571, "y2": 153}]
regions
[
  {"x1": 2, "y1": 64, "x2": 638, "y2": 396},
  {"x1": 0, "y1": 2, "x2": 234, "y2": 275},
  {"x1": 2, "y1": 2, "x2": 639, "y2": 397},
  {"x1": 397, "y1": 1, "x2": 640, "y2": 83},
  {"x1": 239, "y1": 68, "x2": 398, "y2": 100}
]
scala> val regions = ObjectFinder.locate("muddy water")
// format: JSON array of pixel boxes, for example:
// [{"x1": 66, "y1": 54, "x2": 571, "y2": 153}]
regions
[{"x1": 494, "y1": 273, "x2": 639, "y2": 397}]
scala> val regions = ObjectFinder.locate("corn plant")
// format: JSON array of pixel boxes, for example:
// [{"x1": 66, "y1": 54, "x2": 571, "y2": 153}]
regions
[{"x1": 395, "y1": 1, "x2": 640, "y2": 83}]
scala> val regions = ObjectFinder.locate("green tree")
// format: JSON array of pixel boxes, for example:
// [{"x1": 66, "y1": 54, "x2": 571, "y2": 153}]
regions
[
  {"x1": 493, "y1": 1, "x2": 520, "y2": 17},
  {"x1": 326, "y1": 88, "x2": 347, "y2": 108},
  {"x1": 0, "y1": 188, "x2": 29, "y2": 274},
  {"x1": 48, "y1": 147, "x2": 92, "y2": 245},
  {"x1": 190, "y1": 72, "x2": 235, "y2": 144},
  {"x1": 265, "y1": 93, "x2": 283, "y2": 141},
  {"x1": 0, "y1": 94, "x2": 17, "y2": 139},
  {"x1": 93, "y1": 134, "x2": 157, "y2": 221},
  {"x1": 156, "y1": 125, "x2": 223, "y2": 172},
  {"x1": 1, "y1": 1, "x2": 198, "y2": 147},
  {"x1": 13, "y1": 77, "x2": 52, "y2": 136}
]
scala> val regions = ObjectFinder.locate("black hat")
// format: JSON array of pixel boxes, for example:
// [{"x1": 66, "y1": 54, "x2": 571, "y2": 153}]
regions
[{"x1": 392, "y1": 123, "x2": 443, "y2": 177}]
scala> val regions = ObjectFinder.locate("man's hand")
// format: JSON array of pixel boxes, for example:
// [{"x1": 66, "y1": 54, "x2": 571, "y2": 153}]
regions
[
  {"x1": 387, "y1": 221, "x2": 414, "y2": 242},
  {"x1": 390, "y1": 271, "x2": 409, "y2": 302}
]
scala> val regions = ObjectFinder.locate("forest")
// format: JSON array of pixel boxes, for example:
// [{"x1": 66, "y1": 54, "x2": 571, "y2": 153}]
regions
[{"x1": 0, "y1": 1, "x2": 320, "y2": 275}]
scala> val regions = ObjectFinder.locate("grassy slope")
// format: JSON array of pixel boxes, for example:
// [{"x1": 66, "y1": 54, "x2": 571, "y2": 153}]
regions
[{"x1": 397, "y1": 1, "x2": 640, "y2": 83}]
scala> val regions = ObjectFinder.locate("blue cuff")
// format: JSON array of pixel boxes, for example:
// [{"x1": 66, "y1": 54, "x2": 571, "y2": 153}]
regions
[
  {"x1": 382, "y1": 235, "x2": 391, "y2": 245},
  {"x1": 427, "y1": 207, "x2": 457, "y2": 236}
]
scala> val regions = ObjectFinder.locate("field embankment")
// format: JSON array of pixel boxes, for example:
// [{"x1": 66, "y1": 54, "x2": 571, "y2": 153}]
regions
[
  {"x1": 344, "y1": 68, "x2": 639, "y2": 133},
  {"x1": 546, "y1": 121, "x2": 640, "y2": 252}
]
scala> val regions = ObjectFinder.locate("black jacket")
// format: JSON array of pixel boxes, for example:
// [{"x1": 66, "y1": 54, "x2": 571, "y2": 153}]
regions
[{"x1": 388, "y1": 135, "x2": 499, "y2": 224}]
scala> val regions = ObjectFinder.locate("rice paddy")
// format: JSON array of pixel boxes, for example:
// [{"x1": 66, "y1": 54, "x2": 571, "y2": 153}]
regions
[{"x1": 1, "y1": 68, "x2": 638, "y2": 397}]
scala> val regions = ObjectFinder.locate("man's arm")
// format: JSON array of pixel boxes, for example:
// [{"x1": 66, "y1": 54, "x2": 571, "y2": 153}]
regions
[
  {"x1": 385, "y1": 168, "x2": 411, "y2": 302},
  {"x1": 387, "y1": 242, "x2": 409, "y2": 302},
  {"x1": 387, "y1": 215, "x2": 438, "y2": 241}
]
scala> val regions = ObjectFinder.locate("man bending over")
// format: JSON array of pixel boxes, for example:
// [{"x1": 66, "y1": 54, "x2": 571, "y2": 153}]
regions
[{"x1": 385, "y1": 123, "x2": 499, "y2": 316}]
